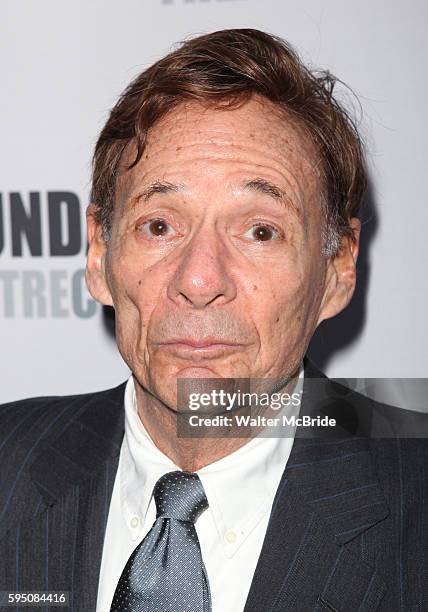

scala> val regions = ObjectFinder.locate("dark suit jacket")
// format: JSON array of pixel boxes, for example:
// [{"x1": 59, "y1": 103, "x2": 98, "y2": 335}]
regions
[{"x1": 0, "y1": 359, "x2": 427, "y2": 611}]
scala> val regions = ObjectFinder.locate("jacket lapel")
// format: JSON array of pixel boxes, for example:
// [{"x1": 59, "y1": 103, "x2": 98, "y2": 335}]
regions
[
  {"x1": 18, "y1": 382, "x2": 127, "y2": 611},
  {"x1": 244, "y1": 360, "x2": 390, "y2": 612},
  {"x1": 243, "y1": 437, "x2": 390, "y2": 611}
]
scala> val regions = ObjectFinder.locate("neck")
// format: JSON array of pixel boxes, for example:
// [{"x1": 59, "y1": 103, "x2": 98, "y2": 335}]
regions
[
  {"x1": 133, "y1": 368, "x2": 302, "y2": 472},
  {"x1": 134, "y1": 384, "x2": 249, "y2": 471}
]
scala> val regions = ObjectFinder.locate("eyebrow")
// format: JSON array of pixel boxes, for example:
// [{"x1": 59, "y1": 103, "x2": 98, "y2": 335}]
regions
[
  {"x1": 242, "y1": 177, "x2": 301, "y2": 218},
  {"x1": 241, "y1": 177, "x2": 292, "y2": 204},
  {"x1": 130, "y1": 177, "x2": 300, "y2": 217},
  {"x1": 137, "y1": 180, "x2": 182, "y2": 202}
]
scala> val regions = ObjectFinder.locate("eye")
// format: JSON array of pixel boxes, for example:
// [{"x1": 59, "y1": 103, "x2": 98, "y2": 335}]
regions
[
  {"x1": 243, "y1": 223, "x2": 281, "y2": 242},
  {"x1": 136, "y1": 218, "x2": 176, "y2": 239}
]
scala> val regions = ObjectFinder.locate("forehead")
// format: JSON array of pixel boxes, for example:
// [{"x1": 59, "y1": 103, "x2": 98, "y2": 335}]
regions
[{"x1": 116, "y1": 96, "x2": 322, "y2": 212}]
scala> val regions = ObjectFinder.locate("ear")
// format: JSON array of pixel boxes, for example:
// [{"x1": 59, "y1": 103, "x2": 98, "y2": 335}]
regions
[
  {"x1": 317, "y1": 217, "x2": 361, "y2": 325},
  {"x1": 85, "y1": 204, "x2": 114, "y2": 307}
]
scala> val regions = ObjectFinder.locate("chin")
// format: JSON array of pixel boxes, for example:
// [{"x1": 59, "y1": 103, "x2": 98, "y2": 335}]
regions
[{"x1": 174, "y1": 366, "x2": 223, "y2": 378}]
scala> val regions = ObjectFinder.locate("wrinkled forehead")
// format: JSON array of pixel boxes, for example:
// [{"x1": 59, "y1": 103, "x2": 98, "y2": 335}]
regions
[{"x1": 115, "y1": 96, "x2": 324, "y2": 215}]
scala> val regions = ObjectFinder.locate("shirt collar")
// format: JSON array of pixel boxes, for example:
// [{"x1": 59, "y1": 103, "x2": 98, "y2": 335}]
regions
[{"x1": 120, "y1": 366, "x2": 303, "y2": 557}]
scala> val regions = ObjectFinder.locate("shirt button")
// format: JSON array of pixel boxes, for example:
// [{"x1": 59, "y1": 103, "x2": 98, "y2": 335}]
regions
[
  {"x1": 224, "y1": 530, "x2": 237, "y2": 544},
  {"x1": 130, "y1": 516, "x2": 140, "y2": 528}
]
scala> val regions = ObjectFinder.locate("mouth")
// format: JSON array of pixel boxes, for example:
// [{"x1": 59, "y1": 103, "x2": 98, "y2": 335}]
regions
[{"x1": 156, "y1": 338, "x2": 246, "y2": 359}]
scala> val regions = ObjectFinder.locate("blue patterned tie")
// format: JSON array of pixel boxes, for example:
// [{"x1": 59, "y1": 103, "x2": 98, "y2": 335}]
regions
[{"x1": 110, "y1": 471, "x2": 212, "y2": 612}]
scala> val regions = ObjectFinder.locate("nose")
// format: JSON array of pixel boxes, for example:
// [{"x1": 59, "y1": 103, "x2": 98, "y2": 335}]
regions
[{"x1": 167, "y1": 230, "x2": 236, "y2": 309}]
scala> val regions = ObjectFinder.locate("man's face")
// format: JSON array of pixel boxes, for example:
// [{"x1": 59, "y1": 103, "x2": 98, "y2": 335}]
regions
[{"x1": 87, "y1": 96, "x2": 358, "y2": 407}]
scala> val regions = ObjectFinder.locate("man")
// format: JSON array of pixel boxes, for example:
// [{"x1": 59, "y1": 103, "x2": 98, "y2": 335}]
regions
[{"x1": 0, "y1": 28, "x2": 427, "y2": 612}]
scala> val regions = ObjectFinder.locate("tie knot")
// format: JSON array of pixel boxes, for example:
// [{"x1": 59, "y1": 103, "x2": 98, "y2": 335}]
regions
[{"x1": 153, "y1": 471, "x2": 208, "y2": 522}]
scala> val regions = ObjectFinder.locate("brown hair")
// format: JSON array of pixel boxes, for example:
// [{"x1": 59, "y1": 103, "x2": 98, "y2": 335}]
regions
[{"x1": 91, "y1": 28, "x2": 367, "y2": 256}]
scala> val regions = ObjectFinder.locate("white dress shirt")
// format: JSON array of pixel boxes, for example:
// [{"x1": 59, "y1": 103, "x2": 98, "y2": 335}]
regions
[{"x1": 96, "y1": 368, "x2": 303, "y2": 612}]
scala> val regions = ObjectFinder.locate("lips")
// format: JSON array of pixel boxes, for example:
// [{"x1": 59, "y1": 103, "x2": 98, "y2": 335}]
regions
[
  {"x1": 161, "y1": 338, "x2": 240, "y2": 348},
  {"x1": 156, "y1": 338, "x2": 246, "y2": 360}
]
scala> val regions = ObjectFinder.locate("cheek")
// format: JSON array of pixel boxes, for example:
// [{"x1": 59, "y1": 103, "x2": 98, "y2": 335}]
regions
[
  {"x1": 107, "y1": 251, "x2": 162, "y2": 328},
  {"x1": 253, "y1": 261, "x2": 303, "y2": 313},
  {"x1": 253, "y1": 258, "x2": 324, "y2": 338}
]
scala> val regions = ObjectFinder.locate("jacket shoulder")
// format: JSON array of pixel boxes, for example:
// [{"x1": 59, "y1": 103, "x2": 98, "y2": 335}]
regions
[
  {"x1": 0, "y1": 382, "x2": 127, "y2": 464},
  {"x1": 0, "y1": 382, "x2": 127, "y2": 537}
]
